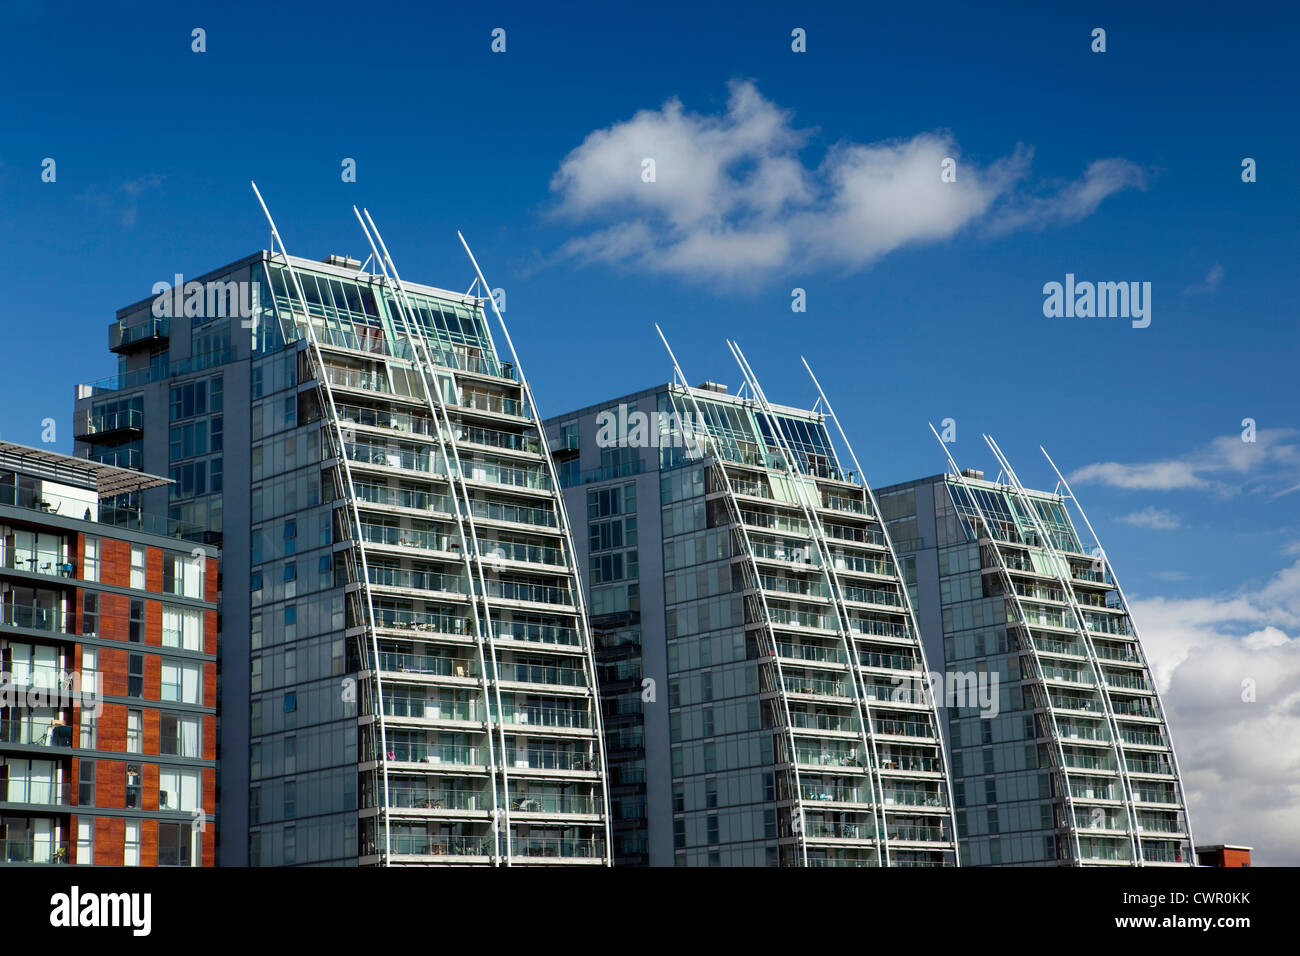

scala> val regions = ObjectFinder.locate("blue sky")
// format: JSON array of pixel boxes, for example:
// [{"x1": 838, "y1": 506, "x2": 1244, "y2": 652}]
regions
[{"x1": 1, "y1": 1, "x2": 1298, "y2": 859}]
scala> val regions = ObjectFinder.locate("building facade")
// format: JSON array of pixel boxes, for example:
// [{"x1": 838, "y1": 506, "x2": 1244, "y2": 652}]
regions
[
  {"x1": 545, "y1": 362, "x2": 958, "y2": 866},
  {"x1": 877, "y1": 456, "x2": 1196, "y2": 866},
  {"x1": 73, "y1": 241, "x2": 611, "y2": 865},
  {"x1": 0, "y1": 442, "x2": 218, "y2": 866}
]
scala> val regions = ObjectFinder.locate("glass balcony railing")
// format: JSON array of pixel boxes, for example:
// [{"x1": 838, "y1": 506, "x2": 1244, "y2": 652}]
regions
[
  {"x1": 777, "y1": 642, "x2": 845, "y2": 664},
  {"x1": 359, "y1": 524, "x2": 451, "y2": 552},
  {"x1": 0, "y1": 546, "x2": 73, "y2": 578},
  {"x1": 788, "y1": 711, "x2": 856, "y2": 733},
  {"x1": 801, "y1": 783, "x2": 871, "y2": 803},
  {"x1": 461, "y1": 390, "x2": 530, "y2": 420},
  {"x1": 0, "y1": 719, "x2": 73, "y2": 747},
  {"x1": 390, "y1": 834, "x2": 490, "y2": 857},
  {"x1": 510, "y1": 836, "x2": 603, "y2": 859},
  {"x1": 497, "y1": 661, "x2": 588, "y2": 688},
  {"x1": 797, "y1": 748, "x2": 865, "y2": 768},
  {"x1": 373, "y1": 609, "x2": 472, "y2": 635},
  {"x1": 492, "y1": 620, "x2": 581, "y2": 647},
  {"x1": 888, "y1": 824, "x2": 950, "y2": 842},
  {"x1": 508, "y1": 793, "x2": 599, "y2": 814},
  {"x1": 504, "y1": 749, "x2": 597, "y2": 772},
  {"x1": 78, "y1": 348, "x2": 233, "y2": 396},
  {"x1": 468, "y1": 498, "x2": 557, "y2": 529},
  {"x1": 0, "y1": 780, "x2": 70, "y2": 806},
  {"x1": 378, "y1": 652, "x2": 478, "y2": 678},
  {"x1": 0, "y1": 839, "x2": 70, "y2": 864},
  {"x1": 841, "y1": 585, "x2": 903, "y2": 607},
  {"x1": 1, "y1": 603, "x2": 66, "y2": 633},
  {"x1": 874, "y1": 718, "x2": 935, "y2": 739},
  {"x1": 485, "y1": 580, "x2": 573, "y2": 606},
  {"x1": 110, "y1": 317, "x2": 170, "y2": 351},
  {"x1": 859, "y1": 650, "x2": 918, "y2": 671},
  {"x1": 367, "y1": 566, "x2": 467, "y2": 595},
  {"x1": 481, "y1": 539, "x2": 565, "y2": 567},
  {"x1": 385, "y1": 742, "x2": 481, "y2": 766},
  {"x1": 783, "y1": 675, "x2": 850, "y2": 698},
  {"x1": 503, "y1": 707, "x2": 591, "y2": 730},
  {"x1": 381, "y1": 786, "x2": 487, "y2": 811},
  {"x1": 382, "y1": 698, "x2": 480, "y2": 721}
]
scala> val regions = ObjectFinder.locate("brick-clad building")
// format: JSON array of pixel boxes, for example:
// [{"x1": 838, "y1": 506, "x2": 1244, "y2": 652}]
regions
[{"x1": 0, "y1": 441, "x2": 218, "y2": 866}]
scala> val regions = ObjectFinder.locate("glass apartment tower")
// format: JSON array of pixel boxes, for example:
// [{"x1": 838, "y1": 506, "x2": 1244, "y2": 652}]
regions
[
  {"x1": 877, "y1": 457, "x2": 1195, "y2": 866},
  {"x1": 545, "y1": 362, "x2": 957, "y2": 866},
  {"x1": 74, "y1": 245, "x2": 610, "y2": 865}
]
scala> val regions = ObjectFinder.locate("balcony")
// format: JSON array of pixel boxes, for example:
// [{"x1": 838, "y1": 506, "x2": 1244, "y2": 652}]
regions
[
  {"x1": 109, "y1": 317, "x2": 170, "y2": 353},
  {"x1": 0, "y1": 603, "x2": 66, "y2": 634},
  {"x1": 0, "y1": 838, "x2": 70, "y2": 864},
  {"x1": 74, "y1": 407, "x2": 144, "y2": 443},
  {"x1": 510, "y1": 836, "x2": 604, "y2": 860}
]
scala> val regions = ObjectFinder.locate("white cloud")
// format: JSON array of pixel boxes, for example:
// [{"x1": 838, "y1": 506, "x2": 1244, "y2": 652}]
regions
[
  {"x1": 1119, "y1": 506, "x2": 1182, "y2": 530},
  {"x1": 1070, "y1": 428, "x2": 1300, "y2": 496},
  {"x1": 1131, "y1": 560, "x2": 1300, "y2": 865},
  {"x1": 1185, "y1": 262, "x2": 1225, "y2": 295},
  {"x1": 548, "y1": 80, "x2": 1144, "y2": 282}
]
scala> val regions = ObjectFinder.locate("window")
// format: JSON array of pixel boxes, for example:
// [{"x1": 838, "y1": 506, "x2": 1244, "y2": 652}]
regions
[
  {"x1": 81, "y1": 592, "x2": 99, "y2": 638},
  {"x1": 81, "y1": 647, "x2": 98, "y2": 691},
  {"x1": 159, "y1": 767, "x2": 200, "y2": 812},
  {"x1": 76, "y1": 820, "x2": 93, "y2": 865},
  {"x1": 161, "y1": 713, "x2": 201, "y2": 758},
  {"x1": 82, "y1": 537, "x2": 100, "y2": 582},
  {"x1": 161, "y1": 660, "x2": 202, "y2": 704},
  {"x1": 129, "y1": 598, "x2": 145, "y2": 643},
  {"x1": 130, "y1": 546, "x2": 146, "y2": 589},
  {"x1": 162, "y1": 605, "x2": 203, "y2": 651},
  {"x1": 128, "y1": 654, "x2": 144, "y2": 697},
  {"x1": 124, "y1": 821, "x2": 141, "y2": 866},
  {"x1": 77, "y1": 760, "x2": 95, "y2": 806},
  {"x1": 158, "y1": 823, "x2": 196, "y2": 867},
  {"x1": 162, "y1": 553, "x2": 204, "y2": 598},
  {"x1": 126, "y1": 764, "x2": 142, "y2": 808},
  {"x1": 284, "y1": 692, "x2": 297, "y2": 714},
  {"x1": 79, "y1": 708, "x2": 97, "y2": 749},
  {"x1": 127, "y1": 710, "x2": 143, "y2": 753},
  {"x1": 284, "y1": 781, "x2": 296, "y2": 819}
]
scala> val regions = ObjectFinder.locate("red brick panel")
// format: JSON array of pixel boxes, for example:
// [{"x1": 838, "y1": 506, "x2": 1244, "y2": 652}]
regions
[
  {"x1": 99, "y1": 703, "x2": 127, "y2": 752},
  {"x1": 94, "y1": 816, "x2": 125, "y2": 866},
  {"x1": 145, "y1": 654, "x2": 161, "y2": 700},
  {"x1": 100, "y1": 591, "x2": 130, "y2": 644},
  {"x1": 145, "y1": 598, "x2": 162, "y2": 647},
  {"x1": 141, "y1": 820, "x2": 158, "y2": 868},
  {"x1": 144, "y1": 708, "x2": 161, "y2": 755},
  {"x1": 203, "y1": 714, "x2": 217, "y2": 762},
  {"x1": 101, "y1": 538, "x2": 130, "y2": 589},
  {"x1": 99, "y1": 646, "x2": 129, "y2": 698}
]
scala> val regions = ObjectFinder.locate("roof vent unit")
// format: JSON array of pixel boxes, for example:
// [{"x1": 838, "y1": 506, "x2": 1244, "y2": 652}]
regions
[
  {"x1": 961, "y1": 468, "x2": 985, "y2": 480},
  {"x1": 696, "y1": 381, "x2": 728, "y2": 394},
  {"x1": 323, "y1": 254, "x2": 361, "y2": 270}
]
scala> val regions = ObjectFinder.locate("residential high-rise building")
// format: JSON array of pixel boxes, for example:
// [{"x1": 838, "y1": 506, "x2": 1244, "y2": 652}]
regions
[
  {"x1": 544, "y1": 345, "x2": 958, "y2": 866},
  {"x1": 877, "y1": 442, "x2": 1196, "y2": 867},
  {"x1": 72, "y1": 212, "x2": 611, "y2": 865},
  {"x1": 0, "y1": 441, "x2": 219, "y2": 866}
]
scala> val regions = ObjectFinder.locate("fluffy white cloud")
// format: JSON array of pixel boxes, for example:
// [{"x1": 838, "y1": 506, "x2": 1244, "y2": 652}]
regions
[
  {"x1": 1131, "y1": 560, "x2": 1300, "y2": 865},
  {"x1": 1070, "y1": 428, "x2": 1300, "y2": 496},
  {"x1": 548, "y1": 80, "x2": 1144, "y2": 282},
  {"x1": 1119, "y1": 506, "x2": 1183, "y2": 530}
]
